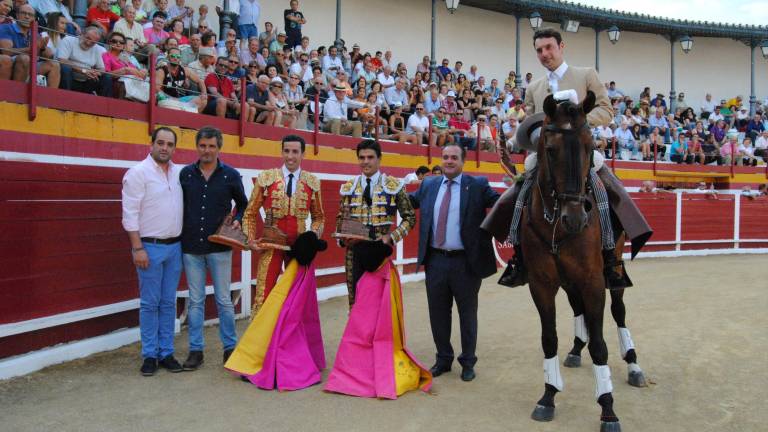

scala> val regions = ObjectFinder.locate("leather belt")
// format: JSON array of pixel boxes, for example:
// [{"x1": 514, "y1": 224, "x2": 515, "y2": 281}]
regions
[
  {"x1": 141, "y1": 236, "x2": 181, "y2": 245},
  {"x1": 430, "y1": 247, "x2": 465, "y2": 257}
]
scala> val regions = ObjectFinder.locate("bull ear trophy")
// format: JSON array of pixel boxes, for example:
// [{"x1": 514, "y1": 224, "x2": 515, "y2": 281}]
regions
[
  {"x1": 581, "y1": 90, "x2": 596, "y2": 114},
  {"x1": 543, "y1": 94, "x2": 557, "y2": 120}
]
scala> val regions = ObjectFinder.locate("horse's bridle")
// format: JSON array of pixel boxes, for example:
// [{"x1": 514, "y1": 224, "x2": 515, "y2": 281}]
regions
[{"x1": 538, "y1": 121, "x2": 594, "y2": 225}]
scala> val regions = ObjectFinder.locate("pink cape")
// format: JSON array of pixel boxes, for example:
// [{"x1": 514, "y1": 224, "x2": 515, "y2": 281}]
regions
[
  {"x1": 324, "y1": 260, "x2": 432, "y2": 399},
  {"x1": 225, "y1": 261, "x2": 325, "y2": 391}
]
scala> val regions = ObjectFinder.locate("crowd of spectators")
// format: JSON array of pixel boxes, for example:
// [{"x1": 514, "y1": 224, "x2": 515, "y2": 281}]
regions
[{"x1": 1, "y1": 0, "x2": 767, "y2": 164}]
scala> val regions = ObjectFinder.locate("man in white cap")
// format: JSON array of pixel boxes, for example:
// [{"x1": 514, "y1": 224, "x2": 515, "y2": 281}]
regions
[
  {"x1": 323, "y1": 83, "x2": 367, "y2": 137},
  {"x1": 482, "y1": 27, "x2": 652, "y2": 289}
]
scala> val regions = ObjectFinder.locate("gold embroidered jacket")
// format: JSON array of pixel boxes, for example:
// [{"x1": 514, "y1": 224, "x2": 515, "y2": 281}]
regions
[
  {"x1": 242, "y1": 168, "x2": 325, "y2": 241},
  {"x1": 335, "y1": 173, "x2": 415, "y2": 243}
]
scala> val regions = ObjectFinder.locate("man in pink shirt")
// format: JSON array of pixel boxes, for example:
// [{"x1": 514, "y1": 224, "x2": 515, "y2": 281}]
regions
[
  {"x1": 143, "y1": 11, "x2": 169, "y2": 46},
  {"x1": 122, "y1": 127, "x2": 185, "y2": 376}
]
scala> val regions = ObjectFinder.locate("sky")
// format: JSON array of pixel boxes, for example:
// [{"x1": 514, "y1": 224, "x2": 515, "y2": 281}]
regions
[{"x1": 576, "y1": 0, "x2": 768, "y2": 26}]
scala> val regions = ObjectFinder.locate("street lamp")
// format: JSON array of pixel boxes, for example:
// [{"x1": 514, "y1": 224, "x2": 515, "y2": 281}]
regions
[
  {"x1": 529, "y1": 11, "x2": 542, "y2": 30},
  {"x1": 445, "y1": 0, "x2": 460, "y2": 14},
  {"x1": 561, "y1": 18, "x2": 580, "y2": 33},
  {"x1": 679, "y1": 35, "x2": 693, "y2": 53},
  {"x1": 761, "y1": 39, "x2": 768, "y2": 59},
  {"x1": 607, "y1": 25, "x2": 620, "y2": 44}
]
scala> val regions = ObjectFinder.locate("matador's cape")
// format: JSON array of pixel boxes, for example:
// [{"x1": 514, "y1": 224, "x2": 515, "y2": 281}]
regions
[
  {"x1": 325, "y1": 256, "x2": 431, "y2": 399},
  {"x1": 225, "y1": 260, "x2": 325, "y2": 391}
]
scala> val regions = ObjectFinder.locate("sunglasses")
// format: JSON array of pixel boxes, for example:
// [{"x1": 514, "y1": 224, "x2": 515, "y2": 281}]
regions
[
  {"x1": 229, "y1": 59, "x2": 239, "y2": 63},
  {"x1": 169, "y1": 54, "x2": 181, "y2": 59},
  {"x1": 110, "y1": 39, "x2": 125, "y2": 45},
  {"x1": 416, "y1": 108, "x2": 424, "y2": 111},
  {"x1": 248, "y1": 64, "x2": 258, "y2": 68}
]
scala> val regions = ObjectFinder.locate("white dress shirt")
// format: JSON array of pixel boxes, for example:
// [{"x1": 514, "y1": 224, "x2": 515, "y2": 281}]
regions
[
  {"x1": 406, "y1": 113, "x2": 429, "y2": 134},
  {"x1": 431, "y1": 175, "x2": 463, "y2": 250},
  {"x1": 322, "y1": 54, "x2": 343, "y2": 73},
  {"x1": 122, "y1": 154, "x2": 183, "y2": 238},
  {"x1": 376, "y1": 72, "x2": 395, "y2": 88},
  {"x1": 281, "y1": 165, "x2": 301, "y2": 196},
  {"x1": 547, "y1": 61, "x2": 568, "y2": 94},
  {"x1": 323, "y1": 95, "x2": 365, "y2": 120}
]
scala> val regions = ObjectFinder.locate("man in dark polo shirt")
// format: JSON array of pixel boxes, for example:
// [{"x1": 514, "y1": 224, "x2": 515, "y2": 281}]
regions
[
  {"x1": 246, "y1": 73, "x2": 275, "y2": 124},
  {"x1": 179, "y1": 126, "x2": 248, "y2": 370}
]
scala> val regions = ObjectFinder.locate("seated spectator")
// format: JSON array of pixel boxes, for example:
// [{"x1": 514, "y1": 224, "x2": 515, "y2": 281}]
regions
[
  {"x1": 246, "y1": 74, "x2": 276, "y2": 124},
  {"x1": 113, "y1": 5, "x2": 157, "y2": 59},
  {"x1": 754, "y1": 130, "x2": 768, "y2": 160},
  {"x1": 710, "y1": 119, "x2": 727, "y2": 144},
  {"x1": 692, "y1": 181, "x2": 718, "y2": 197},
  {"x1": 57, "y1": 25, "x2": 113, "y2": 95},
  {"x1": 700, "y1": 93, "x2": 716, "y2": 119},
  {"x1": 448, "y1": 111, "x2": 472, "y2": 148},
  {"x1": 156, "y1": 35, "x2": 178, "y2": 66},
  {"x1": 168, "y1": 18, "x2": 188, "y2": 44},
  {"x1": 746, "y1": 113, "x2": 765, "y2": 142},
  {"x1": 423, "y1": 87, "x2": 442, "y2": 114},
  {"x1": 204, "y1": 56, "x2": 254, "y2": 120},
  {"x1": 42, "y1": 11, "x2": 70, "y2": 53},
  {"x1": 265, "y1": 79, "x2": 297, "y2": 128},
  {"x1": 186, "y1": 45, "x2": 215, "y2": 79},
  {"x1": 102, "y1": 31, "x2": 147, "y2": 95},
  {"x1": 180, "y1": 32, "x2": 200, "y2": 65},
  {"x1": 143, "y1": 11, "x2": 168, "y2": 46},
  {"x1": 167, "y1": 0, "x2": 193, "y2": 30},
  {"x1": 648, "y1": 109, "x2": 669, "y2": 142},
  {"x1": 436, "y1": 58, "x2": 450, "y2": 81},
  {"x1": 644, "y1": 126, "x2": 666, "y2": 160},
  {"x1": 719, "y1": 135, "x2": 737, "y2": 165},
  {"x1": 457, "y1": 89, "x2": 478, "y2": 122},
  {"x1": 258, "y1": 21, "x2": 277, "y2": 49},
  {"x1": 387, "y1": 103, "x2": 406, "y2": 140},
  {"x1": 614, "y1": 121, "x2": 637, "y2": 160},
  {"x1": 28, "y1": 0, "x2": 80, "y2": 34},
  {"x1": 467, "y1": 114, "x2": 494, "y2": 151},
  {"x1": 501, "y1": 116, "x2": 518, "y2": 147},
  {"x1": 506, "y1": 99, "x2": 526, "y2": 122},
  {"x1": 269, "y1": 31, "x2": 287, "y2": 59},
  {"x1": 155, "y1": 47, "x2": 206, "y2": 112},
  {"x1": 593, "y1": 123, "x2": 614, "y2": 157},
  {"x1": 404, "y1": 165, "x2": 430, "y2": 185},
  {"x1": 218, "y1": 36, "x2": 239, "y2": 61},
  {"x1": 131, "y1": 0, "x2": 148, "y2": 23},
  {"x1": 0, "y1": 4, "x2": 60, "y2": 88},
  {"x1": 384, "y1": 78, "x2": 409, "y2": 111},
  {"x1": 376, "y1": 64, "x2": 394, "y2": 89},
  {"x1": 87, "y1": 0, "x2": 120, "y2": 34},
  {"x1": 400, "y1": 103, "x2": 428, "y2": 145},
  {"x1": 322, "y1": 83, "x2": 365, "y2": 137},
  {"x1": 687, "y1": 134, "x2": 705, "y2": 164},
  {"x1": 441, "y1": 90, "x2": 458, "y2": 115},
  {"x1": 669, "y1": 129, "x2": 691, "y2": 164},
  {"x1": 430, "y1": 108, "x2": 453, "y2": 147},
  {"x1": 737, "y1": 137, "x2": 758, "y2": 167},
  {"x1": 701, "y1": 134, "x2": 721, "y2": 165},
  {"x1": 490, "y1": 97, "x2": 508, "y2": 122},
  {"x1": 0, "y1": 0, "x2": 14, "y2": 25},
  {"x1": 226, "y1": 54, "x2": 245, "y2": 87},
  {"x1": 303, "y1": 75, "x2": 327, "y2": 125},
  {"x1": 607, "y1": 81, "x2": 624, "y2": 98}
]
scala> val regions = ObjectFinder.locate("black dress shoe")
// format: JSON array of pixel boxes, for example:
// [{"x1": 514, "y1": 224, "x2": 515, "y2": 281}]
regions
[
  {"x1": 140, "y1": 358, "x2": 158, "y2": 376},
  {"x1": 429, "y1": 363, "x2": 451, "y2": 377},
  {"x1": 182, "y1": 351, "x2": 204, "y2": 371},
  {"x1": 461, "y1": 367, "x2": 476, "y2": 382},
  {"x1": 223, "y1": 349, "x2": 234, "y2": 364},
  {"x1": 159, "y1": 355, "x2": 183, "y2": 373}
]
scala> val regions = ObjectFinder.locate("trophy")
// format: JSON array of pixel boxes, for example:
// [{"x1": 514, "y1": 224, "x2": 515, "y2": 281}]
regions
[
  {"x1": 332, "y1": 204, "x2": 372, "y2": 241},
  {"x1": 253, "y1": 209, "x2": 291, "y2": 251},
  {"x1": 208, "y1": 213, "x2": 248, "y2": 250}
]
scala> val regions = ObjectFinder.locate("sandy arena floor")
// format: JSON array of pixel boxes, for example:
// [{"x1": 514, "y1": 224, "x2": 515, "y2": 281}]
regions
[{"x1": 1, "y1": 254, "x2": 766, "y2": 432}]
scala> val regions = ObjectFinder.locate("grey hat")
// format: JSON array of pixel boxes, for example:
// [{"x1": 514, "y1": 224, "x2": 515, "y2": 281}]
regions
[{"x1": 514, "y1": 112, "x2": 545, "y2": 152}]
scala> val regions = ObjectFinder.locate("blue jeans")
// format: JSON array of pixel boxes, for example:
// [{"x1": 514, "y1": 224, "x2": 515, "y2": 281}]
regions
[
  {"x1": 137, "y1": 242, "x2": 182, "y2": 359},
  {"x1": 183, "y1": 251, "x2": 237, "y2": 351}
]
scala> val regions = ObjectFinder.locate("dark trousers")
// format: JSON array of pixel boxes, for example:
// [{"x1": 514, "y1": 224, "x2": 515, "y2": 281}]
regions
[
  {"x1": 60, "y1": 64, "x2": 113, "y2": 97},
  {"x1": 425, "y1": 251, "x2": 481, "y2": 368}
]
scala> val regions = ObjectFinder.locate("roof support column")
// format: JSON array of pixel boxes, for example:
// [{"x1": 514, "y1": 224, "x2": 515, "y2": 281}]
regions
[
  {"x1": 335, "y1": 0, "x2": 341, "y2": 44},
  {"x1": 515, "y1": 14, "x2": 522, "y2": 88},
  {"x1": 749, "y1": 42, "x2": 757, "y2": 116},
  {"x1": 594, "y1": 27, "x2": 600, "y2": 72},
  {"x1": 430, "y1": 0, "x2": 437, "y2": 83},
  {"x1": 669, "y1": 37, "x2": 676, "y2": 113}
]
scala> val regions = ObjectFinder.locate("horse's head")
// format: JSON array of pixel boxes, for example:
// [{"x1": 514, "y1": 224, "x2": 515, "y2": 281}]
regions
[{"x1": 538, "y1": 90, "x2": 596, "y2": 234}]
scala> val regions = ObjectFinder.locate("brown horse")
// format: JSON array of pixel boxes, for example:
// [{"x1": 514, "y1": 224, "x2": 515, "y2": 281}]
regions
[{"x1": 522, "y1": 91, "x2": 621, "y2": 432}]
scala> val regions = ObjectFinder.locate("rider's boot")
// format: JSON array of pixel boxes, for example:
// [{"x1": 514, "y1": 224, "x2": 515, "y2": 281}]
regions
[
  {"x1": 498, "y1": 244, "x2": 528, "y2": 287},
  {"x1": 602, "y1": 248, "x2": 630, "y2": 290}
]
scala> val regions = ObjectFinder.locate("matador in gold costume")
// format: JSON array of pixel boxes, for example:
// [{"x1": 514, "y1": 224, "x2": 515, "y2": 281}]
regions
[
  {"x1": 336, "y1": 139, "x2": 416, "y2": 307},
  {"x1": 242, "y1": 135, "x2": 324, "y2": 314}
]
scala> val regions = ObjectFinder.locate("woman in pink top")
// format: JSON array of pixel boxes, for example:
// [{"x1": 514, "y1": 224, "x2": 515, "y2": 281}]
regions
[
  {"x1": 102, "y1": 32, "x2": 147, "y2": 79},
  {"x1": 168, "y1": 19, "x2": 189, "y2": 45}
]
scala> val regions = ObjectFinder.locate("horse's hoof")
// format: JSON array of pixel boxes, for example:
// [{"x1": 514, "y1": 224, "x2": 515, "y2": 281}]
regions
[
  {"x1": 600, "y1": 421, "x2": 622, "y2": 432},
  {"x1": 563, "y1": 354, "x2": 582, "y2": 368},
  {"x1": 628, "y1": 370, "x2": 647, "y2": 387},
  {"x1": 531, "y1": 404, "x2": 555, "y2": 422}
]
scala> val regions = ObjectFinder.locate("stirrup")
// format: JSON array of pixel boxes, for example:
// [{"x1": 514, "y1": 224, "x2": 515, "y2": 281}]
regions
[
  {"x1": 498, "y1": 256, "x2": 528, "y2": 288},
  {"x1": 603, "y1": 250, "x2": 629, "y2": 290}
]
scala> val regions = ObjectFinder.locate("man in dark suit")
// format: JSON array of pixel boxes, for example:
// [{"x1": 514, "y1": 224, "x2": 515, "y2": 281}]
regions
[{"x1": 410, "y1": 144, "x2": 500, "y2": 381}]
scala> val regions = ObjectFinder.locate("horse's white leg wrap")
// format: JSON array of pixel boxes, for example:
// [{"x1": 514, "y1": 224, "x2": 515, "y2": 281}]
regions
[
  {"x1": 617, "y1": 327, "x2": 635, "y2": 359},
  {"x1": 574, "y1": 314, "x2": 588, "y2": 343},
  {"x1": 543, "y1": 356, "x2": 564, "y2": 391},
  {"x1": 593, "y1": 364, "x2": 613, "y2": 399}
]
